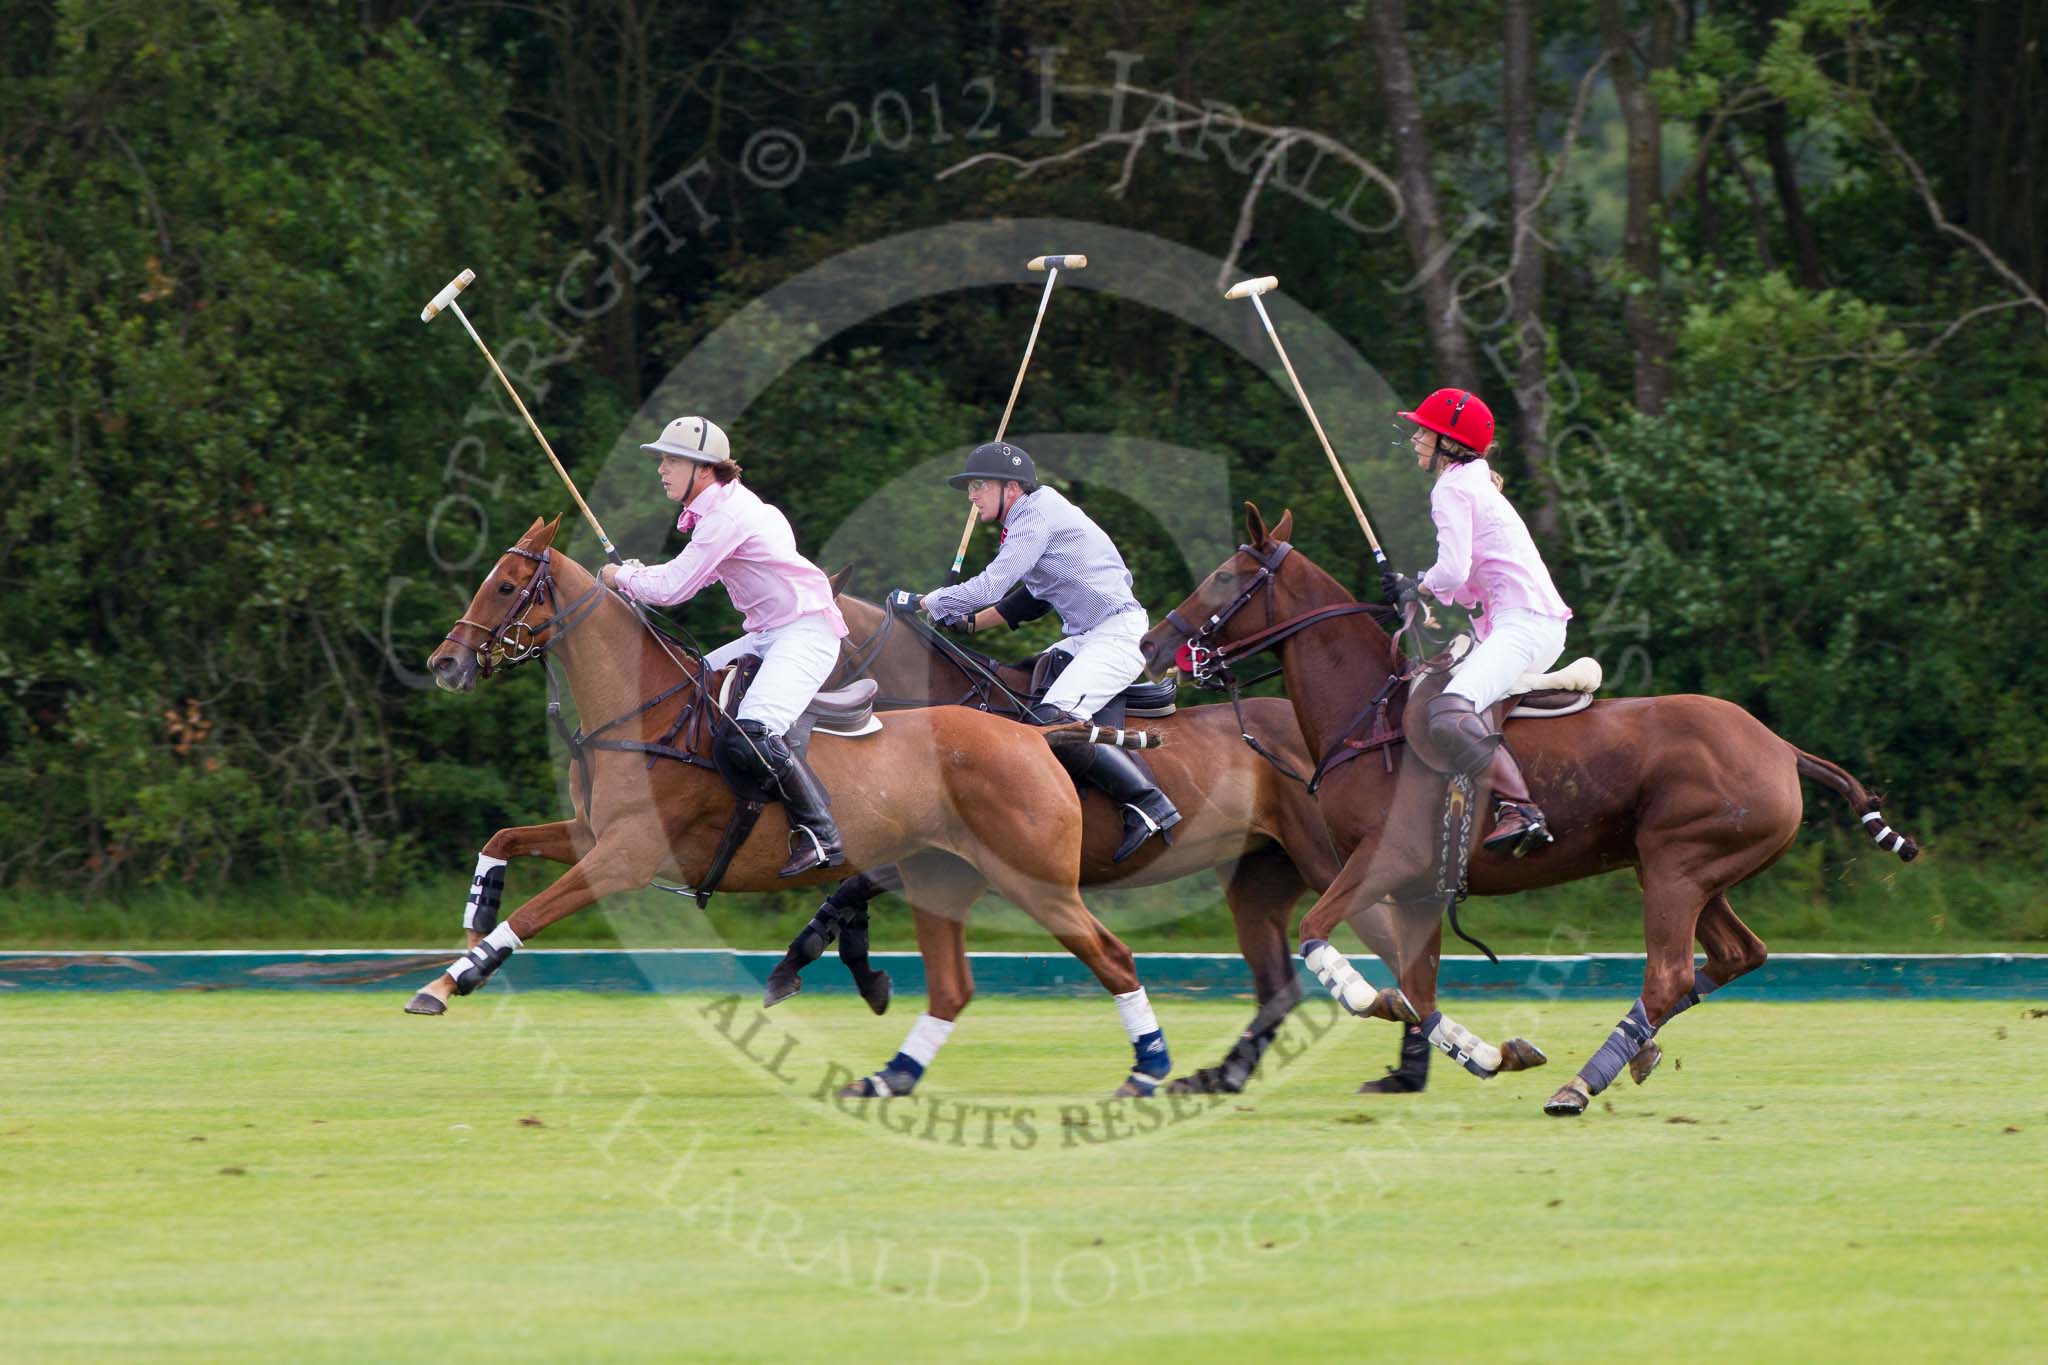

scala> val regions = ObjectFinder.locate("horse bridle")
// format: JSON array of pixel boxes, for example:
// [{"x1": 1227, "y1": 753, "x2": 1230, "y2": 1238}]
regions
[
  {"x1": 443, "y1": 545, "x2": 606, "y2": 678},
  {"x1": 1164, "y1": 540, "x2": 1294, "y2": 688}
]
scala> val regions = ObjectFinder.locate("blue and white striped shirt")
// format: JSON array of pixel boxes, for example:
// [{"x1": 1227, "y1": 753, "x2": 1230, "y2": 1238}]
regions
[{"x1": 923, "y1": 487, "x2": 1141, "y2": 637}]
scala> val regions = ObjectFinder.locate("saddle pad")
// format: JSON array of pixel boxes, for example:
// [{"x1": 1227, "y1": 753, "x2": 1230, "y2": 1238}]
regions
[
  {"x1": 1506, "y1": 691, "x2": 1591, "y2": 720},
  {"x1": 1122, "y1": 676, "x2": 1179, "y2": 718}
]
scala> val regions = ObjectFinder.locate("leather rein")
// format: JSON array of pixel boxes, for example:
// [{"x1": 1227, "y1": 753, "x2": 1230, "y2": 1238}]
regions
[
  {"x1": 446, "y1": 544, "x2": 725, "y2": 810},
  {"x1": 829, "y1": 597, "x2": 1038, "y2": 716},
  {"x1": 1164, "y1": 539, "x2": 1421, "y2": 788}
]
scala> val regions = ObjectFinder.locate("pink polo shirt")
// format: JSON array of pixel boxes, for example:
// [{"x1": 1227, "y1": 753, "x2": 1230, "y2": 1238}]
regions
[
  {"x1": 612, "y1": 480, "x2": 847, "y2": 638},
  {"x1": 1418, "y1": 458, "x2": 1571, "y2": 640}
]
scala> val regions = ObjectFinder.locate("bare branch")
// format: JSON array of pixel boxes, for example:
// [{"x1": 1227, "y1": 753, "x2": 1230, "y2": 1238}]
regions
[
  {"x1": 938, "y1": 82, "x2": 1402, "y2": 292},
  {"x1": 1865, "y1": 106, "x2": 2048, "y2": 328}
]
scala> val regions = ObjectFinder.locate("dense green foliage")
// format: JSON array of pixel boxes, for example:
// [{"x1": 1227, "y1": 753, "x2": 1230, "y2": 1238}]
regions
[{"x1": 3, "y1": 1, "x2": 2043, "y2": 928}]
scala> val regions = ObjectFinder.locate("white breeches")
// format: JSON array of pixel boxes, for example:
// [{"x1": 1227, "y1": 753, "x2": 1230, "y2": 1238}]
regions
[
  {"x1": 704, "y1": 611, "x2": 844, "y2": 735},
  {"x1": 1445, "y1": 609, "x2": 1569, "y2": 712},
  {"x1": 1041, "y1": 608, "x2": 1151, "y2": 720}
]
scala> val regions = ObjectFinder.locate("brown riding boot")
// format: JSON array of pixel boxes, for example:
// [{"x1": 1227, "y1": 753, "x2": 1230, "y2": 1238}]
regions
[{"x1": 1482, "y1": 740, "x2": 1552, "y2": 856}]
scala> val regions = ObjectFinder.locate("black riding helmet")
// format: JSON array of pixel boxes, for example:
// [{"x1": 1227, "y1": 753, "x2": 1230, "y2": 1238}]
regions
[{"x1": 946, "y1": 441, "x2": 1036, "y2": 489}]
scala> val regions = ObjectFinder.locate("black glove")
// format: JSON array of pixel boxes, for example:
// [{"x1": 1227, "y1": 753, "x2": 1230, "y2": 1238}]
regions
[
  {"x1": 1381, "y1": 570, "x2": 1421, "y2": 610},
  {"x1": 936, "y1": 610, "x2": 976, "y2": 634},
  {"x1": 886, "y1": 589, "x2": 923, "y2": 615}
]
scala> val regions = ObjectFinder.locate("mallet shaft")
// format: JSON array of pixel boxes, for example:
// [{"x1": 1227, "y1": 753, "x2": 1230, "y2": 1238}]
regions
[
  {"x1": 1245, "y1": 291, "x2": 1385, "y2": 561},
  {"x1": 448, "y1": 299, "x2": 622, "y2": 565},
  {"x1": 949, "y1": 259, "x2": 1071, "y2": 582}
]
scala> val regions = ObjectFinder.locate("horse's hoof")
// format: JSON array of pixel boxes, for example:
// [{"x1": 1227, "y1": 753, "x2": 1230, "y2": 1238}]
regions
[
  {"x1": 1543, "y1": 1083, "x2": 1589, "y2": 1117},
  {"x1": 859, "y1": 970, "x2": 892, "y2": 1016},
  {"x1": 1168, "y1": 1067, "x2": 1244, "y2": 1096},
  {"x1": 761, "y1": 968, "x2": 800, "y2": 1010},
  {"x1": 1113, "y1": 1073, "x2": 1167, "y2": 1099},
  {"x1": 1357, "y1": 1071, "x2": 1427, "y2": 1094},
  {"x1": 1628, "y1": 1039, "x2": 1663, "y2": 1085},
  {"x1": 1369, "y1": 988, "x2": 1422, "y2": 1026},
  {"x1": 1498, "y1": 1038, "x2": 1548, "y2": 1072},
  {"x1": 404, "y1": 992, "x2": 447, "y2": 1016}
]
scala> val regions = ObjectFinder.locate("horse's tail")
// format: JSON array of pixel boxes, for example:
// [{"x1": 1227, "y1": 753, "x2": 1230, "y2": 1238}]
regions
[
  {"x1": 1043, "y1": 722, "x2": 1163, "y2": 753},
  {"x1": 1793, "y1": 747, "x2": 1921, "y2": 862}
]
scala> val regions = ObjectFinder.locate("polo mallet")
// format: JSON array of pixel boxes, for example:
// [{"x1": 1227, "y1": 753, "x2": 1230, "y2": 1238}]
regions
[
  {"x1": 1224, "y1": 274, "x2": 1434, "y2": 628},
  {"x1": 420, "y1": 269, "x2": 622, "y2": 566},
  {"x1": 945, "y1": 253, "x2": 1088, "y2": 583}
]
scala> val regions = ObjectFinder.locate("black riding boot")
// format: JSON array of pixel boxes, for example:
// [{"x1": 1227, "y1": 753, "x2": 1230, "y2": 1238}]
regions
[
  {"x1": 721, "y1": 720, "x2": 845, "y2": 878},
  {"x1": 770, "y1": 749, "x2": 844, "y2": 877},
  {"x1": 1081, "y1": 744, "x2": 1182, "y2": 862}
]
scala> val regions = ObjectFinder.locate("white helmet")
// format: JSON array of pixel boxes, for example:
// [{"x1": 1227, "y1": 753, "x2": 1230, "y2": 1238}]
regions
[{"x1": 642, "y1": 415, "x2": 730, "y2": 463}]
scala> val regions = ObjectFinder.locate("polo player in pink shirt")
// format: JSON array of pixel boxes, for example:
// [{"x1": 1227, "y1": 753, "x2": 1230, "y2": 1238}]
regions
[
  {"x1": 1383, "y1": 389, "x2": 1574, "y2": 855},
  {"x1": 599, "y1": 416, "x2": 850, "y2": 877}
]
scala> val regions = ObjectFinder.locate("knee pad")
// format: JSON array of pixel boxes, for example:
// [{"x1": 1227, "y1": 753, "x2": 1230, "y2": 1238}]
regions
[
  {"x1": 1423, "y1": 694, "x2": 1499, "y2": 781},
  {"x1": 1029, "y1": 648, "x2": 1075, "y2": 696}
]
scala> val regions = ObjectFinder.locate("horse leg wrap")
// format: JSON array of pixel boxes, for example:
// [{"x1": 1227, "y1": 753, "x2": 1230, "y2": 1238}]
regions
[
  {"x1": 1422, "y1": 1009, "x2": 1504, "y2": 1079},
  {"x1": 787, "y1": 902, "x2": 850, "y2": 969},
  {"x1": 1117, "y1": 988, "x2": 1171, "y2": 1092},
  {"x1": 1577, "y1": 999, "x2": 1655, "y2": 1096},
  {"x1": 463, "y1": 854, "x2": 507, "y2": 935},
  {"x1": 835, "y1": 903, "x2": 874, "y2": 974},
  {"x1": 1301, "y1": 940, "x2": 1378, "y2": 1016},
  {"x1": 1659, "y1": 970, "x2": 1720, "y2": 1025},
  {"x1": 853, "y1": 1012, "x2": 953, "y2": 1096},
  {"x1": 445, "y1": 922, "x2": 522, "y2": 996}
]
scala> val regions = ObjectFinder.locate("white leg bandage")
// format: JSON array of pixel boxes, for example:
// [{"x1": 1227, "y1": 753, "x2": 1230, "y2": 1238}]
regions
[
  {"x1": 900, "y1": 1013, "x2": 956, "y2": 1069},
  {"x1": 1303, "y1": 941, "x2": 1379, "y2": 1016},
  {"x1": 1113, "y1": 987, "x2": 1160, "y2": 1043}
]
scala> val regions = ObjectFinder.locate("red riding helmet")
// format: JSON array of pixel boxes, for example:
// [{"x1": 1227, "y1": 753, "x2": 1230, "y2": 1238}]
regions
[{"x1": 1399, "y1": 388, "x2": 1495, "y2": 454}]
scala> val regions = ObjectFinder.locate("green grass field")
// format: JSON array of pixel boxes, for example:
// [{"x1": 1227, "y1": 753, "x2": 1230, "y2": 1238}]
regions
[{"x1": 4, "y1": 992, "x2": 2045, "y2": 1362}]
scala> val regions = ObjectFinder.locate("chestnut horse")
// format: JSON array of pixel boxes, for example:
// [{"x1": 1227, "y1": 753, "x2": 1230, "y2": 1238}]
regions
[
  {"x1": 415, "y1": 516, "x2": 1173, "y2": 1097},
  {"x1": 810, "y1": 586, "x2": 1422, "y2": 1093},
  {"x1": 1141, "y1": 506, "x2": 1921, "y2": 1117}
]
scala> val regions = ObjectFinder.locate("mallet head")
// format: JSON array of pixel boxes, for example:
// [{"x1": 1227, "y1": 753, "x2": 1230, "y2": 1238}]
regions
[
  {"x1": 1027, "y1": 254, "x2": 1087, "y2": 272},
  {"x1": 420, "y1": 268, "x2": 476, "y2": 324},
  {"x1": 1224, "y1": 275, "x2": 1279, "y2": 300}
]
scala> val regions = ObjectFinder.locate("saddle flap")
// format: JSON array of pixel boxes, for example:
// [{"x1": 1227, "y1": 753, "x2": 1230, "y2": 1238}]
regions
[
  {"x1": 805, "y1": 676, "x2": 881, "y2": 738},
  {"x1": 808, "y1": 677, "x2": 878, "y2": 716}
]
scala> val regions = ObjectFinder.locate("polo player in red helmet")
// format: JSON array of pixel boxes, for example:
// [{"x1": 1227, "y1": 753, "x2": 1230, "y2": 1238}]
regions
[{"x1": 1383, "y1": 388, "x2": 1573, "y2": 854}]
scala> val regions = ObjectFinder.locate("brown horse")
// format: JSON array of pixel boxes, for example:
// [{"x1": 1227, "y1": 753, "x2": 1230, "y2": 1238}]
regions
[
  {"x1": 1140, "y1": 506, "x2": 1920, "y2": 1117},
  {"x1": 415, "y1": 515, "x2": 1174, "y2": 1097},
  {"x1": 800, "y1": 586, "x2": 1423, "y2": 1093}
]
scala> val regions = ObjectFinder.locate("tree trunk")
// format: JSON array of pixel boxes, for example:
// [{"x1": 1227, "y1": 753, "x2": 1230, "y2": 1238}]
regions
[
  {"x1": 1761, "y1": 102, "x2": 1825, "y2": 289},
  {"x1": 1594, "y1": 0, "x2": 1675, "y2": 414},
  {"x1": 1502, "y1": 0, "x2": 1557, "y2": 534},
  {"x1": 1368, "y1": 0, "x2": 1479, "y2": 392}
]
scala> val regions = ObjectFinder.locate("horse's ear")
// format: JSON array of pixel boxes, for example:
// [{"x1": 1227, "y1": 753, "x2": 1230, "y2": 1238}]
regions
[
  {"x1": 518, "y1": 515, "x2": 548, "y2": 545},
  {"x1": 828, "y1": 563, "x2": 855, "y2": 597},
  {"x1": 1244, "y1": 502, "x2": 1269, "y2": 548},
  {"x1": 1272, "y1": 508, "x2": 1294, "y2": 543},
  {"x1": 531, "y1": 514, "x2": 563, "y2": 552}
]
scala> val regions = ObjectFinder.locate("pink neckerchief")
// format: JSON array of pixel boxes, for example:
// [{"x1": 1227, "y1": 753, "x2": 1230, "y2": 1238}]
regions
[{"x1": 675, "y1": 475, "x2": 732, "y2": 534}]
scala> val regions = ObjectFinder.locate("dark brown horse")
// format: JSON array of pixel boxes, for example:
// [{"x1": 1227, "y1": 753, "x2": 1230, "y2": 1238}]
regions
[
  {"x1": 415, "y1": 516, "x2": 1174, "y2": 1096},
  {"x1": 1140, "y1": 506, "x2": 1921, "y2": 1116},
  {"x1": 808, "y1": 586, "x2": 1422, "y2": 1093}
]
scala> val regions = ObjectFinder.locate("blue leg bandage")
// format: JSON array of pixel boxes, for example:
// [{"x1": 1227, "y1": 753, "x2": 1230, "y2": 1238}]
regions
[{"x1": 1578, "y1": 999, "x2": 1655, "y2": 1096}]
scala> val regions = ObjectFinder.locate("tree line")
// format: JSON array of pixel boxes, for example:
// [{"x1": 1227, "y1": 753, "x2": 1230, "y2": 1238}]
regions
[{"x1": 2, "y1": 0, "x2": 2043, "y2": 895}]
